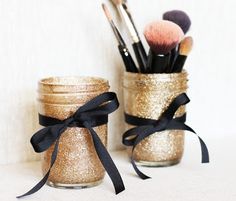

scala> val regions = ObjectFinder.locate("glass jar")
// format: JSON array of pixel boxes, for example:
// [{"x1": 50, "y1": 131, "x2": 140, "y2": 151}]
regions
[
  {"x1": 38, "y1": 76, "x2": 109, "y2": 188},
  {"x1": 123, "y1": 71, "x2": 188, "y2": 167}
]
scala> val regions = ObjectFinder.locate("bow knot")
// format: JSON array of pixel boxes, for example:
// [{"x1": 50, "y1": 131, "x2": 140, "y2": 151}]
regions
[
  {"x1": 63, "y1": 117, "x2": 75, "y2": 127},
  {"x1": 153, "y1": 117, "x2": 169, "y2": 130},
  {"x1": 72, "y1": 110, "x2": 92, "y2": 123},
  {"x1": 17, "y1": 92, "x2": 125, "y2": 199},
  {"x1": 123, "y1": 93, "x2": 209, "y2": 180}
]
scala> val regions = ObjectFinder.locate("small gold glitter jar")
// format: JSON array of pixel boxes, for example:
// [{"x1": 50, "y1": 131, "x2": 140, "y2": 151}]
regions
[
  {"x1": 38, "y1": 76, "x2": 109, "y2": 188},
  {"x1": 123, "y1": 71, "x2": 188, "y2": 167}
]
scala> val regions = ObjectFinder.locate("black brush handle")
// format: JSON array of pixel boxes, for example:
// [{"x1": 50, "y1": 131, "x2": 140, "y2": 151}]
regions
[
  {"x1": 132, "y1": 41, "x2": 147, "y2": 73},
  {"x1": 147, "y1": 50, "x2": 170, "y2": 73},
  {"x1": 166, "y1": 48, "x2": 178, "y2": 73},
  {"x1": 118, "y1": 45, "x2": 139, "y2": 73},
  {"x1": 172, "y1": 55, "x2": 187, "y2": 73}
]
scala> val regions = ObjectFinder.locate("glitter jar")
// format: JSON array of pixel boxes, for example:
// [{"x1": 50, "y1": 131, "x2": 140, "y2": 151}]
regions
[
  {"x1": 123, "y1": 71, "x2": 188, "y2": 166},
  {"x1": 38, "y1": 76, "x2": 109, "y2": 188}
]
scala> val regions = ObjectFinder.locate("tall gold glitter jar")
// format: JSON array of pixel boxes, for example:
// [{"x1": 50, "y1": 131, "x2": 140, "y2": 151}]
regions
[
  {"x1": 38, "y1": 76, "x2": 109, "y2": 188},
  {"x1": 123, "y1": 71, "x2": 188, "y2": 166}
]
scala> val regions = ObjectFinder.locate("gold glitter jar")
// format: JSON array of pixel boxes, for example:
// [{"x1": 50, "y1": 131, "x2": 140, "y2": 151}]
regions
[
  {"x1": 123, "y1": 71, "x2": 188, "y2": 166},
  {"x1": 38, "y1": 76, "x2": 109, "y2": 188}
]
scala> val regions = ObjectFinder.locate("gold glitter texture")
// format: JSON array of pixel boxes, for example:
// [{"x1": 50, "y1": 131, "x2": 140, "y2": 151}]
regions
[
  {"x1": 123, "y1": 71, "x2": 188, "y2": 166},
  {"x1": 38, "y1": 76, "x2": 109, "y2": 188}
]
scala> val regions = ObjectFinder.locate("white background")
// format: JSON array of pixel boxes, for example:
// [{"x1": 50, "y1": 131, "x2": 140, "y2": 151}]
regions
[{"x1": 0, "y1": 0, "x2": 235, "y2": 164}]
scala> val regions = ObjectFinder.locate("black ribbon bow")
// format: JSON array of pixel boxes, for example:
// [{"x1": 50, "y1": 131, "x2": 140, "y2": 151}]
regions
[
  {"x1": 17, "y1": 92, "x2": 125, "y2": 198},
  {"x1": 122, "y1": 93, "x2": 209, "y2": 179}
]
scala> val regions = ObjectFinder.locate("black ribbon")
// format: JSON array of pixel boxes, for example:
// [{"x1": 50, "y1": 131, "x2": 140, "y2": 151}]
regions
[
  {"x1": 122, "y1": 93, "x2": 209, "y2": 179},
  {"x1": 17, "y1": 92, "x2": 125, "y2": 198}
]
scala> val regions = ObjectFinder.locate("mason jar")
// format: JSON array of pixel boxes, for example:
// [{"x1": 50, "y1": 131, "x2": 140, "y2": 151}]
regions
[
  {"x1": 38, "y1": 76, "x2": 109, "y2": 188},
  {"x1": 123, "y1": 71, "x2": 188, "y2": 166}
]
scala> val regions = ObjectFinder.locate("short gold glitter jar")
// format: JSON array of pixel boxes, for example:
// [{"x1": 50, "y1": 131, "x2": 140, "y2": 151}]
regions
[
  {"x1": 38, "y1": 76, "x2": 109, "y2": 189},
  {"x1": 123, "y1": 71, "x2": 188, "y2": 167}
]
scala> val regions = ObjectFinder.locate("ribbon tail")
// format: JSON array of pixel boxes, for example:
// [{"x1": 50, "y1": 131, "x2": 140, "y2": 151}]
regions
[
  {"x1": 181, "y1": 124, "x2": 210, "y2": 163},
  {"x1": 179, "y1": 124, "x2": 210, "y2": 163},
  {"x1": 167, "y1": 120, "x2": 210, "y2": 163},
  {"x1": 167, "y1": 120, "x2": 195, "y2": 133},
  {"x1": 197, "y1": 135, "x2": 210, "y2": 163},
  {"x1": 131, "y1": 126, "x2": 158, "y2": 179},
  {"x1": 16, "y1": 170, "x2": 50, "y2": 199},
  {"x1": 17, "y1": 134, "x2": 62, "y2": 198},
  {"x1": 131, "y1": 157, "x2": 151, "y2": 180},
  {"x1": 84, "y1": 122, "x2": 125, "y2": 194}
]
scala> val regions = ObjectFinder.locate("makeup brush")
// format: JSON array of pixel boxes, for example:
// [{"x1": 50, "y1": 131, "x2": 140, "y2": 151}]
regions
[
  {"x1": 102, "y1": 3, "x2": 138, "y2": 73},
  {"x1": 120, "y1": 1, "x2": 139, "y2": 41},
  {"x1": 172, "y1": 36, "x2": 193, "y2": 73},
  {"x1": 163, "y1": 10, "x2": 191, "y2": 34},
  {"x1": 163, "y1": 10, "x2": 191, "y2": 72},
  {"x1": 111, "y1": 0, "x2": 147, "y2": 73},
  {"x1": 144, "y1": 20, "x2": 184, "y2": 73}
]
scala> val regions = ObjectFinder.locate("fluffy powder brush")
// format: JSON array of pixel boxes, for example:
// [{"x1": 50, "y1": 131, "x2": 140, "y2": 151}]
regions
[
  {"x1": 144, "y1": 20, "x2": 184, "y2": 73},
  {"x1": 163, "y1": 10, "x2": 191, "y2": 34}
]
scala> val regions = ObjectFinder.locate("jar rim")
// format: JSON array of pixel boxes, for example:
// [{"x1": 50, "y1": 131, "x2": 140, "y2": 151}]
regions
[
  {"x1": 38, "y1": 76, "x2": 110, "y2": 94},
  {"x1": 123, "y1": 71, "x2": 188, "y2": 81},
  {"x1": 39, "y1": 76, "x2": 108, "y2": 87}
]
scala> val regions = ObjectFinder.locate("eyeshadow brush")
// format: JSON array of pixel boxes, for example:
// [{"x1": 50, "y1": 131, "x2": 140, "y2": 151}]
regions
[{"x1": 172, "y1": 36, "x2": 193, "y2": 73}]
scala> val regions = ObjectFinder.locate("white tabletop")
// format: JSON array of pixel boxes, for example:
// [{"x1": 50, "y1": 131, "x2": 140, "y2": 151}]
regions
[{"x1": 0, "y1": 137, "x2": 235, "y2": 201}]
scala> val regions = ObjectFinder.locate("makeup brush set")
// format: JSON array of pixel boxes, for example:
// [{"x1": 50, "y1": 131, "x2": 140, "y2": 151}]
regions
[
  {"x1": 102, "y1": 0, "x2": 193, "y2": 74},
  {"x1": 102, "y1": 0, "x2": 209, "y2": 175}
]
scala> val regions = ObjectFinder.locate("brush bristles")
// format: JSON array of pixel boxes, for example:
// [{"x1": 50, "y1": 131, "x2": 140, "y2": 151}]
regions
[
  {"x1": 111, "y1": 0, "x2": 122, "y2": 5},
  {"x1": 163, "y1": 10, "x2": 191, "y2": 34},
  {"x1": 144, "y1": 20, "x2": 184, "y2": 55},
  {"x1": 179, "y1": 36, "x2": 193, "y2": 56},
  {"x1": 102, "y1": 3, "x2": 112, "y2": 22}
]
